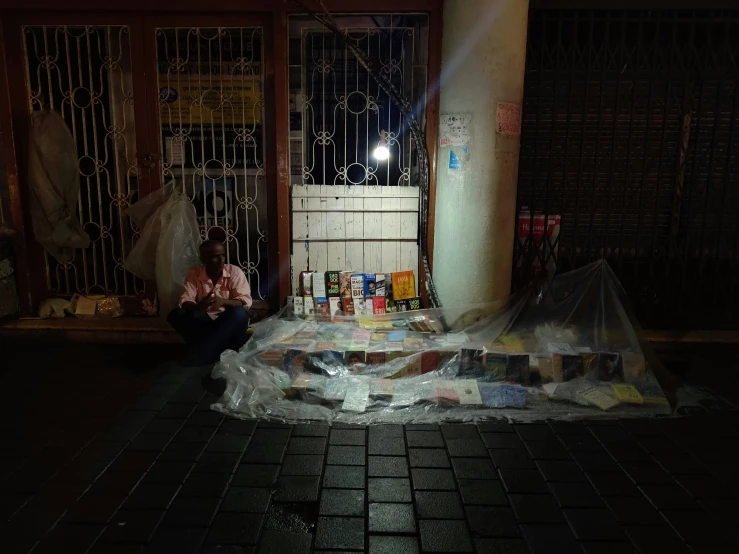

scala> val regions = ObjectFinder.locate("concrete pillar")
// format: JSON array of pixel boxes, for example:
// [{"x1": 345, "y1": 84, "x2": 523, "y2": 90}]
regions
[{"x1": 432, "y1": 0, "x2": 529, "y2": 307}]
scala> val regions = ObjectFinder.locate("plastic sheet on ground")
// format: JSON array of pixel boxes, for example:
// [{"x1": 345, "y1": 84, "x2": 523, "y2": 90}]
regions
[{"x1": 211, "y1": 261, "x2": 671, "y2": 423}]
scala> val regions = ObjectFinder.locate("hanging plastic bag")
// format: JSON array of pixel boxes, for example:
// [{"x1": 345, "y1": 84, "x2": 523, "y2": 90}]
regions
[
  {"x1": 123, "y1": 202, "x2": 165, "y2": 281},
  {"x1": 155, "y1": 192, "x2": 202, "y2": 314},
  {"x1": 126, "y1": 182, "x2": 174, "y2": 230}
]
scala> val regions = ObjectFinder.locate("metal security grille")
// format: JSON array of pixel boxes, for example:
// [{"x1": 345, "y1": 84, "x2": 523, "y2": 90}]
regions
[
  {"x1": 289, "y1": 15, "x2": 428, "y2": 187},
  {"x1": 22, "y1": 25, "x2": 141, "y2": 296},
  {"x1": 515, "y1": 9, "x2": 739, "y2": 329},
  {"x1": 155, "y1": 26, "x2": 268, "y2": 300}
]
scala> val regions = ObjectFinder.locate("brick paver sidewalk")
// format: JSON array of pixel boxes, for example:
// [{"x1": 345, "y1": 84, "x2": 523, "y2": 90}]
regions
[{"x1": 2, "y1": 363, "x2": 738, "y2": 554}]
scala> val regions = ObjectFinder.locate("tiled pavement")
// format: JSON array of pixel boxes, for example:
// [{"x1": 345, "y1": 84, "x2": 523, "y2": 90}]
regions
[{"x1": 1, "y1": 362, "x2": 739, "y2": 553}]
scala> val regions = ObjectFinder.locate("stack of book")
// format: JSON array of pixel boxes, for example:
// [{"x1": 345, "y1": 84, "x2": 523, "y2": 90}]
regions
[{"x1": 296, "y1": 269, "x2": 421, "y2": 318}]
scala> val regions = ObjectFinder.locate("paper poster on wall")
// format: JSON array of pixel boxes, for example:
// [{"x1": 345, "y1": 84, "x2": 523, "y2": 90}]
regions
[
  {"x1": 158, "y1": 77, "x2": 262, "y2": 125},
  {"x1": 440, "y1": 114, "x2": 472, "y2": 147},
  {"x1": 496, "y1": 102, "x2": 522, "y2": 136},
  {"x1": 448, "y1": 146, "x2": 468, "y2": 171}
]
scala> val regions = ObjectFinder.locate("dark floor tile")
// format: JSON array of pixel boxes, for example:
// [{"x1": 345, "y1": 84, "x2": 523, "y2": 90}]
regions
[
  {"x1": 406, "y1": 431, "x2": 444, "y2": 448},
  {"x1": 499, "y1": 469, "x2": 549, "y2": 494},
  {"x1": 157, "y1": 441, "x2": 206, "y2": 463},
  {"x1": 179, "y1": 473, "x2": 231, "y2": 498},
  {"x1": 286, "y1": 437, "x2": 327, "y2": 455},
  {"x1": 442, "y1": 424, "x2": 482, "y2": 440},
  {"x1": 232, "y1": 465, "x2": 280, "y2": 488},
  {"x1": 676, "y1": 473, "x2": 735, "y2": 498},
  {"x1": 173, "y1": 426, "x2": 218, "y2": 444},
  {"x1": 207, "y1": 435, "x2": 250, "y2": 454},
  {"x1": 240, "y1": 443, "x2": 286, "y2": 465},
  {"x1": 559, "y1": 433, "x2": 604, "y2": 452},
  {"x1": 466, "y1": 506, "x2": 520, "y2": 538},
  {"x1": 329, "y1": 429, "x2": 366, "y2": 446},
  {"x1": 368, "y1": 477, "x2": 411, "y2": 503},
  {"x1": 525, "y1": 441, "x2": 571, "y2": 461},
  {"x1": 652, "y1": 454, "x2": 707, "y2": 476},
  {"x1": 482, "y1": 433, "x2": 524, "y2": 450},
  {"x1": 256, "y1": 529, "x2": 311, "y2": 554},
  {"x1": 477, "y1": 421, "x2": 515, "y2": 434},
  {"x1": 121, "y1": 483, "x2": 179, "y2": 510},
  {"x1": 369, "y1": 535, "x2": 419, "y2": 554},
  {"x1": 603, "y1": 495, "x2": 664, "y2": 525},
  {"x1": 548, "y1": 481, "x2": 604, "y2": 508},
  {"x1": 99, "y1": 509, "x2": 165, "y2": 543},
  {"x1": 158, "y1": 404, "x2": 196, "y2": 420},
  {"x1": 162, "y1": 497, "x2": 220, "y2": 527},
  {"x1": 107, "y1": 450, "x2": 159, "y2": 473},
  {"x1": 548, "y1": 421, "x2": 589, "y2": 435},
  {"x1": 218, "y1": 420, "x2": 258, "y2": 436},
  {"x1": 140, "y1": 461, "x2": 194, "y2": 485},
  {"x1": 319, "y1": 488, "x2": 365, "y2": 516},
  {"x1": 409, "y1": 448, "x2": 450, "y2": 468},
  {"x1": 508, "y1": 494, "x2": 564, "y2": 523},
  {"x1": 419, "y1": 519, "x2": 473, "y2": 552},
  {"x1": 590, "y1": 425, "x2": 633, "y2": 443},
  {"x1": 412, "y1": 468, "x2": 457, "y2": 491},
  {"x1": 535, "y1": 460, "x2": 585, "y2": 483},
  {"x1": 515, "y1": 425, "x2": 557, "y2": 443},
  {"x1": 571, "y1": 450, "x2": 619, "y2": 472},
  {"x1": 63, "y1": 494, "x2": 126, "y2": 524},
  {"x1": 452, "y1": 457, "x2": 497, "y2": 480},
  {"x1": 603, "y1": 442, "x2": 649, "y2": 463},
  {"x1": 89, "y1": 543, "x2": 146, "y2": 554},
  {"x1": 369, "y1": 456, "x2": 408, "y2": 477},
  {"x1": 250, "y1": 428, "x2": 291, "y2": 445},
  {"x1": 586, "y1": 472, "x2": 640, "y2": 497},
  {"x1": 520, "y1": 524, "x2": 579, "y2": 554},
  {"x1": 142, "y1": 418, "x2": 186, "y2": 435},
  {"x1": 273, "y1": 476, "x2": 320, "y2": 502},
  {"x1": 314, "y1": 517, "x2": 365, "y2": 550},
  {"x1": 415, "y1": 491, "x2": 464, "y2": 519},
  {"x1": 326, "y1": 445, "x2": 365, "y2": 466},
  {"x1": 662, "y1": 509, "x2": 735, "y2": 551},
  {"x1": 580, "y1": 543, "x2": 635, "y2": 554},
  {"x1": 474, "y1": 538, "x2": 531, "y2": 554},
  {"x1": 291, "y1": 424, "x2": 329, "y2": 437},
  {"x1": 490, "y1": 449, "x2": 535, "y2": 470},
  {"x1": 187, "y1": 412, "x2": 224, "y2": 427},
  {"x1": 368, "y1": 437, "x2": 406, "y2": 456},
  {"x1": 193, "y1": 453, "x2": 241, "y2": 475},
  {"x1": 458, "y1": 479, "x2": 507, "y2": 506},
  {"x1": 446, "y1": 438, "x2": 489, "y2": 458},
  {"x1": 280, "y1": 455, "x2": 324, "y2": 476},
  {"x1": 639, "y1": 484, "x2": 701, "y2": 511},
  {"x1": 87, "y1": 471, "x2": 143, "y2": 495},
  {"x1": 624, "y1": 525, "x2": 691, "y2": 554},
  {"x1": 620, "y1": 461, "x2": 675, "y2": 485},
  {"x1": 220, "y1": 487, "x2": 273, "y2": 513},
  {"x1": 564, "y1": 508, "x2": 625, "y2": 541},
  {"x1": 33, "y1": 523, "x2": 103, "y2": 554},
  {"x1": 128, "y1": 433, "x2": 172, "y2": 452},
  {"x1": 369, "y1": 502, "x2": 416, "y2": 533},
  {"x1": 369, "y1": 425, "x2": 405, "y2": 439},
  {"x1": 635, "y1": 435, "x2": 683, "y2": 455},
  {"x1": 323, "y1": 465, "x2": 365, "y2": 489},
  {"x1": 206, "y1": 513, "x2": 264, "y2": 545},
  {"x1": 146, "y1": 525, "x2": 207, "y2": 554}
]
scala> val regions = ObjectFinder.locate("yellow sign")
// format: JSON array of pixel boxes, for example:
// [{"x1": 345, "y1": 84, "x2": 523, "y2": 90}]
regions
[{"x1": 158, "y1": 78, "x2": 262, "y2": 125}]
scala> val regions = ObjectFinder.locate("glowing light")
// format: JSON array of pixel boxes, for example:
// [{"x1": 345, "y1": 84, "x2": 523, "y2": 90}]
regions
[{"x1": 373, "y1": 144, "x2": 390, "y2": 160}]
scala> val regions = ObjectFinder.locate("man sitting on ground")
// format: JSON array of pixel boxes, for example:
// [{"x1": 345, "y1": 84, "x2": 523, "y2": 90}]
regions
[{"x1": 168, "y1": 240, "x2": 252, "y2": 366}]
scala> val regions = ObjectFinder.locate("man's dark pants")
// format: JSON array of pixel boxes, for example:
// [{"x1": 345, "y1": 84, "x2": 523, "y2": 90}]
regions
[{"x1": 167, "y1": 306, "x2": 250, "y2": 366}]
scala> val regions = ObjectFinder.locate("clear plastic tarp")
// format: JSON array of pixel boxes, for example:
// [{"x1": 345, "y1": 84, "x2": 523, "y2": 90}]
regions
[{"x1": 211, "y1": 261, "x2": 671, "y2": 423}]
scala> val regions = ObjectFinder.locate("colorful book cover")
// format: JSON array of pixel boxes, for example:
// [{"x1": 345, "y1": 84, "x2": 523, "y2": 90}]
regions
[
  {"x1": 299, "y1": 271, "x2": 314, "y2": 296},
  {"x1": 598, "y1": 352, "x2": 624, "y2": 382},
  {"x1": 611, "y1": 384, "x2": 644, "y2": 404},
  {"x1": 388, "y1": 331, "x2": 406, "y2": 342},
  {"x1": 370, "y1": 379, "x2": 393, "y2": 397},
  {"x1": 385, "y1": 298, "x2": 396, "y2": 313},
  {"x1": 386, "y1": 342, "x2": 403, "y2": 352},
  {"x1": 392, "y1": 270, "x2": 416, "y2": 300},
  {"x1": 293, "y1": 296, "x2": 304, "y2": 315},
  {"x1": 454, "y1": 380, "x2": 483, "y2": 405},
  {"x1": 459, "y1": 348, "x2": 485, "y2": 378},
  {"x1": 372, "y1": 296, "x2": 387, "y2": 315},
  {"x1": 366, "y1": 352, "x2": 386, "y2": 365},
  {"x1": 315, "y1": 341, "x2": 337, "y2": 351},
  {"x1": 283, "y1": 349, "x2": 307, "y2": 378},
  {"x1": 404, "y1": 355, "x2": 422, "y2": 377},
  {"x1": 325, "y1": 270, "x2": 341, "y2": 297},
  {"x1": 303, "y1": 296, "x2": 315, "y2": 318},
  {"x1": 484, "y1": 354, "x2": 508, "y2": 382},
  {"x1": 364, "y1": 273, "x2": 377, "y2": 297},
  {"x1": 479, "y1": 384, "x2": 503, "y2": 408},
  {"x1": 350, "y1": 274, "x2": 365, "y2": 298},
  {"x1": 500, "y1": 384, "x2": 527, "y2": 407},
  {"x1": 329, "y1": 297, "x2": 342, "y2": 319},
  {"x1": 375, "y1": 274, "x2": 386, "y2": 297},
  {"x1": 421, "y1": 351, "x2": 440, "y2": 374},
  {"x1": 339, "y1": 271, "x2": 354, "y2": 298},
  {"x1": 312, "y1": 273, "x2": 327, "y2": 299},
  {"x1": 315, "y1": 297, "x2": 330, "y2": 321},
  {"x1": 370, "y1": 333, "x2": 386, "y2": 342},
  {"x1": 403, "y1": 338, "x2": 425, "y2": 351},
  {"x1": 561, "y1": 355, "x2": 584, "y2": 382},
  {"x1": 344, "y1": 350, "x2": 367, "y2": 368},
  {"x1": 341, "y1": 297, "x2": 356, "y2": 316},
  {"x1": 384, "y1": 273, "x2": 393, "y2": 300},
  {"x1": 435, "y1": 380, "x2": 460, "y2": 404},
  {"x1": 342, "y1": 384, "x2": 369, "y2": 413},
  {"x1": 622, "y1": 352, "x2": 646, "y2": 381},
  {"x1": 353, "y1": 298, "x2": 366, "y2": 316},
  {"x1": 578, "y1": 385, "x2": 619, "y2": 411},
  {"x1": 396, "y1": 297, "x2": 421, "y2": 312}
]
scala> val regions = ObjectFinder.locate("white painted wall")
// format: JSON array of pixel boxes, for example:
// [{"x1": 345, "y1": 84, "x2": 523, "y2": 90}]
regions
[
  {"x1": 433, "y1": 0, "x2": 529, "y2": 306},
  {"x1": 291, "y1": 185, "x2": 419, "y2": 295}
]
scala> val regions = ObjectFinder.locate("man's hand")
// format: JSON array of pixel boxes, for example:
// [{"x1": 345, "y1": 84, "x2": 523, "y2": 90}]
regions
[{"x1": 196, "y1": 292, "x2": 216, "y2": 311}]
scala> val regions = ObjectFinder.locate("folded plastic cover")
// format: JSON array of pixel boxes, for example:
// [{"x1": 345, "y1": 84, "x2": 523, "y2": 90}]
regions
[{"x1": 211, "y1": 261, "x2": 670, "y2": 423}]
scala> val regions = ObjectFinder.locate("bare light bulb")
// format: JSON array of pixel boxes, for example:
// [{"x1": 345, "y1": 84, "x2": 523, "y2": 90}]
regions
[{"x1": 373, "y1": 144, "x2": 390, "y2": 160}]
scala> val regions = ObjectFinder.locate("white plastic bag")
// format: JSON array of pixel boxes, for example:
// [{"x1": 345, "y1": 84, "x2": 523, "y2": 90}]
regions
[
  {"x1": 126, "y1": 182, "x2": 173, "y2": 229},
  {"x1": 155, "y1": 192, "x2": 202, "y2": 314},
  {"x1": 123, "y1": 202, "x2": 164, "y2": 281}
]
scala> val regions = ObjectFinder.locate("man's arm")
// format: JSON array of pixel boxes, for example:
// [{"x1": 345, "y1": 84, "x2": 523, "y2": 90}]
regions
[
  {"x1": 228, "y1": 267, "x2": 253, "y2": 309},
  {"x1": 179, "y1": 269, "x2": 213, "y2": 311}
]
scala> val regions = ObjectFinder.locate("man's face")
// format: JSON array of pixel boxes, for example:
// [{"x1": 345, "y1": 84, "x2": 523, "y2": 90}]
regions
[{"x1": 202, "y1": 243, "x2": 226, "y2": 272}]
